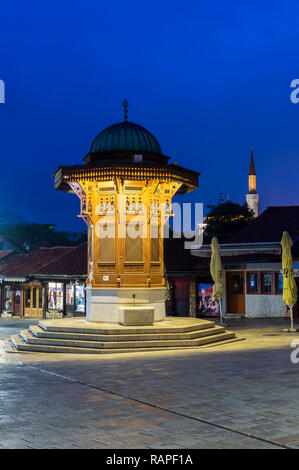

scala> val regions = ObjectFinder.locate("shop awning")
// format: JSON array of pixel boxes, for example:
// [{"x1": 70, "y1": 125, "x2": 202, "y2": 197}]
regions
[
  {"x1": 192, "y1": 242, "x2": 281, "y2": 258},
  {"x1": 3, "y1": 276, "x2": 28, "y2": 283}
]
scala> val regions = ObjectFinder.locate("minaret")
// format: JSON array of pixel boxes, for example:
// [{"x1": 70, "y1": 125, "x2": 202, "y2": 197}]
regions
[{"x1": 246, "y1": 147, "x2": 259, "y2": 217}]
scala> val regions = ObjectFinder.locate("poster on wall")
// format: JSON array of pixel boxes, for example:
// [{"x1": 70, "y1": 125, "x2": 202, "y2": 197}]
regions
[{"x1": 197, "y1": 283, "x2": 219, "y2": 317}]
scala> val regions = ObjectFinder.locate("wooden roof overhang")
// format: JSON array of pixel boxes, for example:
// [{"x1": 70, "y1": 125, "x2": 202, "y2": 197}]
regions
[
  {"x1": 191, "y1": 242, "x2": 282, "y2": 258},
  {"x1": 1, "y1": 276, "x2": 29, "y2": 283},
  {"x1": 30, "y1": 273, "x2": 86, "y2": 281},
  {"x1": 54, "y1": 162, "x2": 199, "y2": 194}
]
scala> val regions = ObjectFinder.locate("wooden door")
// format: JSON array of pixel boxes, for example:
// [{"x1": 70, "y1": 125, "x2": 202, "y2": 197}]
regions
[
  {"x1": 14, "y1": 289, "x2": 22, "y2": 316},
  {"x1": 226, "y1": 271, "x2": 245, "y2": 314},
  {"x1": 174, "y1": 279, "x2": 190, "y2": 316},
  {"x1": 24, "y1": 285, "x2": 43, "y2": 317}
]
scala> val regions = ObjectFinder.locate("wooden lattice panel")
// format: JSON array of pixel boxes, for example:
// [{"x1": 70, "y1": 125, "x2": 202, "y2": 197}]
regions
[{"x1": 125, "y1": 236, "x2": 143, "y2": 262}]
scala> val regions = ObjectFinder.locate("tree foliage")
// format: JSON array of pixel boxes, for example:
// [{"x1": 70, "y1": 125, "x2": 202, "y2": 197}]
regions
[
  {"x1": 0, "y1": 223, "x2": 87, "y2": 250},
  {"x1": 204, "y1": 201, "x2": 254, "y2": 243}
]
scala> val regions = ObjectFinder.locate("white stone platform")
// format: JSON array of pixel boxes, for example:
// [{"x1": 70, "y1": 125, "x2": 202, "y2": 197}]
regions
[
  {"x1": 86, "y1": 287, "x2": 166, "y2": 323},
  {"x1": 8, "y1": 317, "x2": 241, "y2": 354}
]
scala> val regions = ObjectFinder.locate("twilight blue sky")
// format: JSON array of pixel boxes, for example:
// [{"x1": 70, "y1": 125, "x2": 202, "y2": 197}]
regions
[{"x1": 0, "y1": 0, "x2": 298, "y2": 231}]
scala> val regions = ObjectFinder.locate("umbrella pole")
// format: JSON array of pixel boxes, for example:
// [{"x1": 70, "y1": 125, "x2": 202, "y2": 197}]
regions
[
  {"x1": 290, "y1": 305, "x2": 294, "y2": 330},
  {"x1": 219, "y1": 299, "x2": 228, "y2": 326},
  {"x1": 283, "y1": 304, "x2": 297, "y2": 332},
  {"x1": 218, "y1": 299, "x2": 228, "y2": 327},
  {"x1": 219, "y1": 300, "x2": 223, "y2": 325}
]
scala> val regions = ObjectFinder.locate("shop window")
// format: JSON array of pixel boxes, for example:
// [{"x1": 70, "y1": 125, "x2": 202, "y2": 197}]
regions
[
  {"x1": 39, "y1": 288, "x2": 43, "y2": 309},
  {"x1": 48, "y1": 283, "x2": 64, "y2": 310},
  {"x1": 247, "y1": 272, "x2": 259, "y2": 294},
  {"x1": 75, "y1": 285, "x2": 85, "y2": 312},
  {"x1": 4, "y1": 286, "x2": 12, "y2": 310},
  {"x1": 66, "y1": 284, "x2": 74, "y2": 306},
  {"x1": 32, "y1": 288, "x2": 37, "y2": 308},
  {"x1": 25, "y1": 288, "x2": 31, "y2": 308},
  {"x1": 4, "y1": 287, "x2": 12, "y2": 310},
  {"x1": 262, "y1": 273, "x2": 272, "y2": 293},
  {"x1": 276, "y1": 272, "x2": 284, "y2": 294}
]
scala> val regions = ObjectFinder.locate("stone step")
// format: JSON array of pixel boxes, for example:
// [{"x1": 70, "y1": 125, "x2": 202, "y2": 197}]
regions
[
  {"x1": 19, "y1": 329, "x2": 236, "y2": 350},
  {"x1": 6, "y1": 339, "x2": 18, "y2": 353},
  {"x1": 38, "y1": 318, "x2": 215, "y2": 335},
  {"x1": 9, "y1": 317, "x2": 241, "y2": 355},
  {"x1": 11, "y1": 331, "x2": 238, "y2": 354},
  {"x1": 0, "y1": 338, "x2": 16, "y2": 354},
  {"x1": 29, "y1": 324, "x2": 226, "y2": 342}
]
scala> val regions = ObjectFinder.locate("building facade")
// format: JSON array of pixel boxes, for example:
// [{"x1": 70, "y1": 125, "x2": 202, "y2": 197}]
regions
[
  {"x1": 193, "y1": 206, "x2": 299, "y2": 318},
  {"x1": 0, "y1": 245, "x2": 86, "y2": 318}
]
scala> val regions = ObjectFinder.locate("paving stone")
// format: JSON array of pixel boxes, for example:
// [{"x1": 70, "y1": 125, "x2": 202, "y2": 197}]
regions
[{"x1": 0, "y1": 318, "x2": 298, "y2": 448}]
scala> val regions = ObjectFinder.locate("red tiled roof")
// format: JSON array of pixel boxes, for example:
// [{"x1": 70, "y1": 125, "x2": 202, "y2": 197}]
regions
[
  {"x1": 0, "y1": 246, "x2": 76, "y2": 276},
  {"x1": 34, "y1": 243, "x2": 87, "y2": 276},
  {"x1": 228, "y1": 206, "x2": 299, "y2": 244},
  {"x1": 0, "y1": 250, "x2": 14, "y2": 261}
]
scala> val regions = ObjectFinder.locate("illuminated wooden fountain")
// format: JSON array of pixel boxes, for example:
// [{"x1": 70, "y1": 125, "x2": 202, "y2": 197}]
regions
[{"x1": 54, "y1": 101, "x2": 199, "y2": 324}]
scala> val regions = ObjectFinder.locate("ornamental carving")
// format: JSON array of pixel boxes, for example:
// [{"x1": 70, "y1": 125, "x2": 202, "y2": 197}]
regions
[
  {"x1": 98, "y1": 264, "x2": 116, "y2": 273},
  {"x1": 150, "y1": 263, "x2": 161, "y2": 273},
  {"x1": 123, "y1": 263, "x2": 144, "y2": 273}
]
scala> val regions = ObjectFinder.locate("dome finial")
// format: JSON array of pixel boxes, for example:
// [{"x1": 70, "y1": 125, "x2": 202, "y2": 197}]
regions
[{"x1": 122, "y1": 99, "x2": 129, "y2": 121}]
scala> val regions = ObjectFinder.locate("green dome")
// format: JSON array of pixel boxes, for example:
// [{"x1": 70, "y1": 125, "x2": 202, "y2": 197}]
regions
[{"x1": 90, "y1": 121, "x2": 162, "y2": 155}]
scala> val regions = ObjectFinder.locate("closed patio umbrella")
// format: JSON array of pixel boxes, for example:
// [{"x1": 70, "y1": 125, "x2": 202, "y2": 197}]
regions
[
  {"x1": 281, "y1": 231, "x2": 298, "y2": 331},
  {"x1": 210, "y1": 237, "x2": 226, "y2": 325}
]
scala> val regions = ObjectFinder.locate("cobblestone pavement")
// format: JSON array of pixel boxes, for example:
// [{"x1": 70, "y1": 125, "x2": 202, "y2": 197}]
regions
[
  {"x1": 0, "y1": 317, "x2": 299, "y2": 449},
  {"x1": 0, "y1": 319, "x2": 38, "y2": 340}
]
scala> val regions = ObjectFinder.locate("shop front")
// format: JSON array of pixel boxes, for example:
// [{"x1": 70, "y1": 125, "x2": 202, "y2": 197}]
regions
[
  {"x1": 0, "y1": 245, "x2": 88, "y2": 319},
  {"x1": 0, "y1": 280, "x2": 86, "y2": 319},
  {"x1": 23, "y1": 281, "x2": 86, "y2": 318},
  {"x1": 46, "y1": 281, "x2": 86, "y2": 318},
  {"x1": 223, "y1": 266, "x2": 291, "y2": 317},
  {"x1": 24, "y1": 283, "x2": 44, "y2": 317},
  {"x1": 1, "y1": 277, "x2": 27, "y2": 317},
  {"x1": 65, "y1": 283, "x2": 85, "y2": 316}
]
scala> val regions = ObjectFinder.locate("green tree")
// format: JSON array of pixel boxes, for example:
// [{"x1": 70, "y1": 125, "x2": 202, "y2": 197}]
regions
[
  {"x1": 204, "y1": 201, "x2": 254, "y2": 243},
  {"x1": 0, "y1": 223, "x2": 87, "y2": 249}
]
